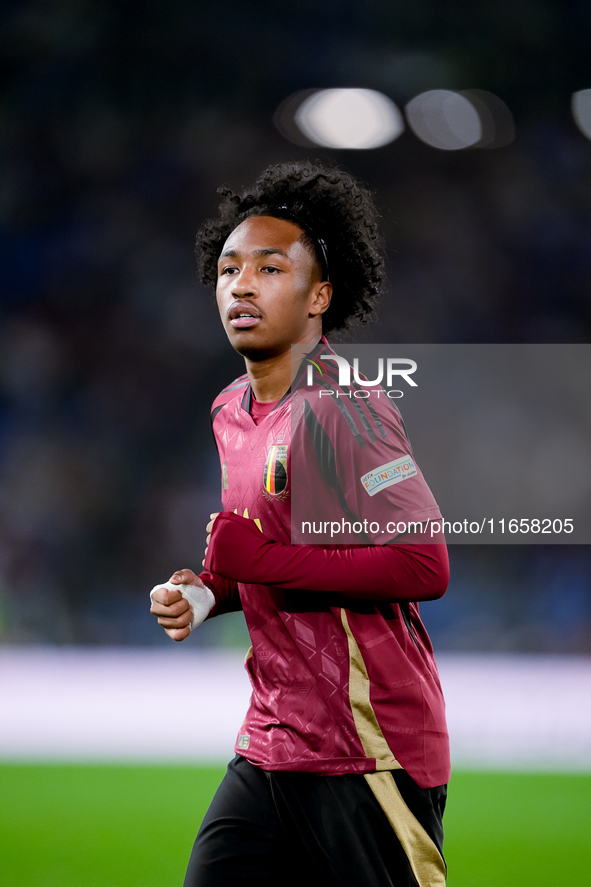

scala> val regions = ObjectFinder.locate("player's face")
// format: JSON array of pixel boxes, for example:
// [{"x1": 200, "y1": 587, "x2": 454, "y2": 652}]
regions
[{"x1": 216, "y1": 215, "x2": 331, "y2": 359}]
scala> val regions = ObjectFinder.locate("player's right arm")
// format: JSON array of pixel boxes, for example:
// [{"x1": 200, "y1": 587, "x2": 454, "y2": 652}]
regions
[{"x1": 150, "y1": 564, "x2": 243, "y2": 642}]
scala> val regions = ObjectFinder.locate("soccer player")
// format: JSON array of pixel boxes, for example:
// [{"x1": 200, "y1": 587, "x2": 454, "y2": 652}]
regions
[{"x1": 150, "y1": 161, "x2": 450, "y2": 887}]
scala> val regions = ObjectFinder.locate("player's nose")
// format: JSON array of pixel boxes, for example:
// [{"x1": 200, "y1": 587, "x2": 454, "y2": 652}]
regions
[{"x1": 231, "y1": 269, "x2": 257, "y2": 297}]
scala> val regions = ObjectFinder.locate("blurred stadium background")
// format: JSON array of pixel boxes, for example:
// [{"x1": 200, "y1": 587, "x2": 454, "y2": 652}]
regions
[{"x1": 1, "y1": 2, "x2": 590, "y2": 885}]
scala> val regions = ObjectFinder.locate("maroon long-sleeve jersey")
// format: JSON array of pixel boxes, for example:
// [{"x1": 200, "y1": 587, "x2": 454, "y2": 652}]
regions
[{"x1": 202, "y1": 339, "x2": 450, "y2": 788}]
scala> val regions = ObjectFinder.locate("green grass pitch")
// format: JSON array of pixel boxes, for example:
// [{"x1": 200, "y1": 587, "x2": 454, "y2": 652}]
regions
[{"x1": 1, "y1": 764, "x2": 589, "y2": 886}]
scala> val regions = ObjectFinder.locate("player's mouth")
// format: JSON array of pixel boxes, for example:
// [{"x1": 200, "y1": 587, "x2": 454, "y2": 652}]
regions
[{"x1": 228, "y1": 303, "x2": 262, "y2": 329}]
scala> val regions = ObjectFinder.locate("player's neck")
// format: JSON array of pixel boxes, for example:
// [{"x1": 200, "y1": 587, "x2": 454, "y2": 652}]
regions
[
  {"x1": 244, "y1": 337, "x2": 322, "y2": 403},
  {"x1": 245, "y1": 350, "x2": 296, "y2": 403}
]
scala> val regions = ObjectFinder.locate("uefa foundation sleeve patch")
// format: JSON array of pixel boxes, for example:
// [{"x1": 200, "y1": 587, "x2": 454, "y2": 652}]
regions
[{"x1": 361, "y1": 455, "x2": 417, "y2": 496}]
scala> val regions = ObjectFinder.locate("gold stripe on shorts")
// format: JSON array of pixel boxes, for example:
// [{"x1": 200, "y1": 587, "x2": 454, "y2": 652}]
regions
[{"x1": 364, "y1": 770, "x2": 446, "y2": 887}]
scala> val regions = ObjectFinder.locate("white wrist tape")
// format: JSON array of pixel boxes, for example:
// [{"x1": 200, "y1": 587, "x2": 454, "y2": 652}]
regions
[{"x1": 150, "y1": 581, "x2": 215, "y2": 631}]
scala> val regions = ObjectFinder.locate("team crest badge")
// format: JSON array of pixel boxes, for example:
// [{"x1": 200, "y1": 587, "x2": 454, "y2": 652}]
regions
[{"x1": 263, "y1": 444, "x2": 288, "y2": 496}]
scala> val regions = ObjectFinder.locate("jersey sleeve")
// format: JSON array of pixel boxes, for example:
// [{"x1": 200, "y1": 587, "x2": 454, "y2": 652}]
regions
[
  {"x1": 198, "y1": 570, "x2": 242, "y2": 618},
  {"x1": 291, "y1": 390, "x2": 441, "y2": 544},
  {"x1": 204, "y1": 512, "x2": 449, "y2": 602}
]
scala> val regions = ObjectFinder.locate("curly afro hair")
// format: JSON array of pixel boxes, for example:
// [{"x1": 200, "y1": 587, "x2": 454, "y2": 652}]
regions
[{"x1": 195, "y1": 160, "x2": 385, "y2": 336}]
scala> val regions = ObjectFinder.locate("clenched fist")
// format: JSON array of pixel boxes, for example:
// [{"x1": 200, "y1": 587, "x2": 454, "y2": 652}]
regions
[{"x1": 150, "y1": 569, "x2": 215, "y2": 642}]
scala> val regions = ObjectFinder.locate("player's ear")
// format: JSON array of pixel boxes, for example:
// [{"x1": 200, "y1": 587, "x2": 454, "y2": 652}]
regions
[{"x1": 309, "y1": 281, "x2": 332, "y2": 318}]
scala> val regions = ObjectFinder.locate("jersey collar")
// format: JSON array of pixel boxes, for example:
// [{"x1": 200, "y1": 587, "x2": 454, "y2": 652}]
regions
[{"x1": 240, "y1": 336, "x2": 334, "y2": 415}]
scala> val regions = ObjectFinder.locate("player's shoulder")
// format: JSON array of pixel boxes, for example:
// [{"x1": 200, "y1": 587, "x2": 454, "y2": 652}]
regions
[
  {"x1": 211, "y1": 373, "x2": 249, "y2": 417},
  {"x1": 299, "y1": 361, "x2": 407, "y2": 452}
]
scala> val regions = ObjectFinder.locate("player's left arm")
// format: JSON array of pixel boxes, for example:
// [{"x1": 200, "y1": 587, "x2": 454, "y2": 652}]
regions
[{"x1": 204, "y1": 512, "x2": 448, "y2": 602}]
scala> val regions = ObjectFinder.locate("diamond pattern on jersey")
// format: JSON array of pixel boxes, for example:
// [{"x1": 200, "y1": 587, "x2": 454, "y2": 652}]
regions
[
  {"x1": 211, "y1": 389, "x2": 368, "y2": 767},
  {"x1": 210, "y1": 371, "x2": 449, "y2": 784},
  {"x1": 293, "y1": 618, "x2": 316, "y2": 649}
]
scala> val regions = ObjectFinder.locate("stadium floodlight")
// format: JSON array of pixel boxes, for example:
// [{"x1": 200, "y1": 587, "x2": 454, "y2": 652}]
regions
[
  {"x1": 572, "y1": 89, "x2": 591, "y2": 140},
  {"x1": 405, "y1": 90, "x2": 482, "y2": 150},
  {"x1": 460, "y1": 90, "x2": 515, "y2": 148},
  {"x1": 405, "y1": 89, "x2": 514, "y2": 151},
  {"x1": 282, "y1": 88, "x2": 404, "y2": 150}
]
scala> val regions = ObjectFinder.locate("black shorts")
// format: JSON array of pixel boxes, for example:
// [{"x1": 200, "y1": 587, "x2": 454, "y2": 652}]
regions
[{"x1": 184, "y1": 755, "x2": 447, "y2": 887}]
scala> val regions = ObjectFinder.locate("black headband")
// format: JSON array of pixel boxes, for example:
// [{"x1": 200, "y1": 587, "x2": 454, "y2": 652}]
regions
[{"x1": 266, "y1": 205, "x2": 330, "y2": 282}]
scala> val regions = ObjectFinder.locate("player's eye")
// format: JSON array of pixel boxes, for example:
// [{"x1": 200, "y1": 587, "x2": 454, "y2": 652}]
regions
[
  {"x1": 262, "y1": 265, "x2": 281, "y2": 274},
  {"x1": 219, "y1": 265, "x2": 238, "y2": 275}
]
